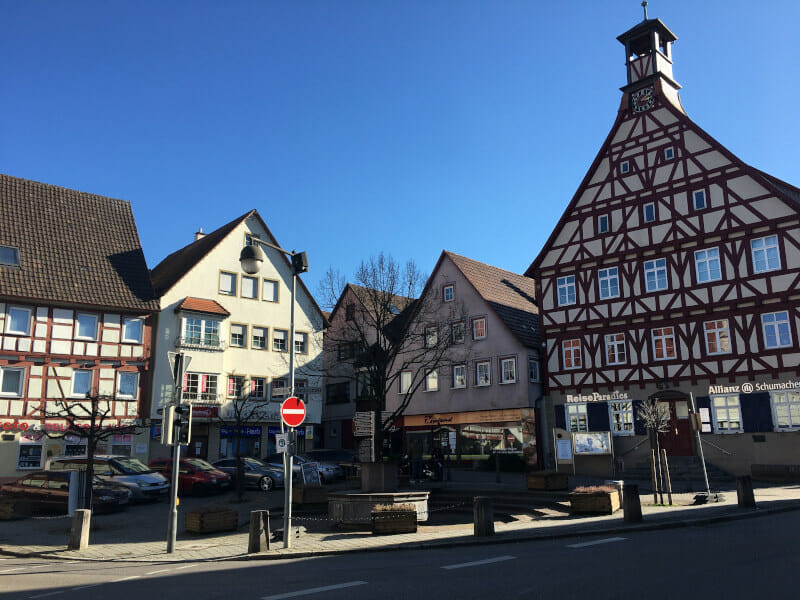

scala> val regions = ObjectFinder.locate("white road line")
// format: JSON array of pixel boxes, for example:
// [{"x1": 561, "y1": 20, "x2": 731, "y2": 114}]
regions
[
  {"x1": 261, "y1": 581, "x2": 368, "y2": 599},
  {"x1": 174, "y1": 564, "x2": 197, "y2": 570},
  {"x1": 441, "y1": 555, "x2": 517, "y2": 570},
  {"x1": 567, "y1": 537, "x2": 628, "y2": 548},
  {"x1": 145, "y1": 569, "x2": 171, "y2": 575},
  {"x1": 112, "y1": 575, "x2": 142, "y2": 583},
  {"x1": 1, "y1": 567, "x2": 26, "y2": 573},
  {"x1": 71, "y1": 583, "x2": 104, "y2": 591},
  {"x1": 28, "y1": 592, "x2": 63, "y2": 599}
]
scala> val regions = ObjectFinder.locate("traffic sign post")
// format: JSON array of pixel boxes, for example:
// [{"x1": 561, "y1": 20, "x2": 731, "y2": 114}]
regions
[{"x1": 279, "y1": 397, "x2": 306, "y2": 547}]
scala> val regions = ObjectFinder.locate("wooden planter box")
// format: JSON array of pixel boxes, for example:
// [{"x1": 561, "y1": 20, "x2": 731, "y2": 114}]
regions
[
  {"x1": 569, "y1": 491, "x2": 621, "y2": 515},
  {"x1": 185, "y1": 506, "x2": 239, "y2": 533},
  {"x1": 526, "y1": 471, "x2": 569, "y2": 490},
  {"x1": 371, "y1": 510, "x2": 417, "y2": 534}
]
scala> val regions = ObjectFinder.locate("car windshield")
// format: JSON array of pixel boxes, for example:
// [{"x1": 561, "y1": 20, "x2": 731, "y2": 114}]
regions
[
  {"x1": 110, "y1": 457, "x2": 152, "y2": 474},
  {"x1": 244, "y1": 457, "x2": 266, "y2": 467},
  {"x1": 186, "y1": 459, "x2": 216, "y2": 471}
]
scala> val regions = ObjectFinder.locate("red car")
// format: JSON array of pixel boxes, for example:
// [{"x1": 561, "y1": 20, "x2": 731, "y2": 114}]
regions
[
  {"x1": 148, "y1": 458, "x2": 231, "y2": 495},
  {"x1": 0, "y1": 471, "x2": 131, "y2": 515}
]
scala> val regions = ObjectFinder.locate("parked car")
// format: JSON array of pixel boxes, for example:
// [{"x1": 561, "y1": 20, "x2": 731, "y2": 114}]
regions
[
  {"x1": 305, "y1": 449, "x2": 360, "y2": 479},
  {"x1": 48, "y1": 455, "x2": 169, "y2": 502},
  {"x1": 211, "y1": 457, "x2": 284, "y2": 491},
  {"x1": 0, "y1": 471, "x2": 131, "y2": 515},
  {"x1": 148, "y1": 458, "x2": 232, "y2": 495},
  {"x1": 262, "y1": 453, "x2": 303, "y2": 480}
]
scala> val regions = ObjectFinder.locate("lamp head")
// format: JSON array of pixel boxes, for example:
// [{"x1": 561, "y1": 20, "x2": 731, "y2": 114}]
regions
[{"x1": 239, "y1": 244, "x2": 266, "y2": 274}]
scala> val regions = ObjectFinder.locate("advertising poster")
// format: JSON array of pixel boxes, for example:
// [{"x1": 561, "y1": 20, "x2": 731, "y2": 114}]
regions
[{"x1": 573, "y1": 432, "x2": 612, "y2": 455}]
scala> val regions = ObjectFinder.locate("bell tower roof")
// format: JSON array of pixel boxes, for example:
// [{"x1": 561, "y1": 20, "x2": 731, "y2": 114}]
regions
[{"x1": 617, "y1": 14, "x2": 680, "y2": 94}]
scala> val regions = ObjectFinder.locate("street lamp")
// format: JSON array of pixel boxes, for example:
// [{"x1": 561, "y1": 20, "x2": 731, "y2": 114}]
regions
[{"x1": 240, "y1": 241, "x2": 307, "y2": 549}]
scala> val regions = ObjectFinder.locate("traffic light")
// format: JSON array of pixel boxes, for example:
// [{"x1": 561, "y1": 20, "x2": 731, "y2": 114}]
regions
[
  {"x1": 160, "y1": 405, "x2": 175, "y2": 445},
  {"x1": 175, "y1": 404, "x2": 193, "y2": 445}
]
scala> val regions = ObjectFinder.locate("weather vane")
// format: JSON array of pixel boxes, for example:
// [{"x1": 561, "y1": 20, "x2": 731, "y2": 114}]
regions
[{"x1": 642, "y1": 1, "x2": 649, "y2": 20}]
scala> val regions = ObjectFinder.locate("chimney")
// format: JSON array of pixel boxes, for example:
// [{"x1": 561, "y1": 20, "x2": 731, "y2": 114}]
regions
[{"x1": 194, "y1": 228, "x2": 205, "y2": 241}]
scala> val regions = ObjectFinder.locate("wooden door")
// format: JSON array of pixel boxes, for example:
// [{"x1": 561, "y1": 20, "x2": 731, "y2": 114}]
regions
[{"x1": 657, "y1": 400, "x2": 693, "y2": 456}]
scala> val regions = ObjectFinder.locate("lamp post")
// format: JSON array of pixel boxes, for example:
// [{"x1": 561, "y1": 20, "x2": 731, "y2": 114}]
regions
[{"x1": 240, "y1": 241, "x2": 307, "y2": 549}]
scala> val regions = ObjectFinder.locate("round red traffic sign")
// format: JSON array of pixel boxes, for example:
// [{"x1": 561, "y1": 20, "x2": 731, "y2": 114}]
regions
[{"x1": 280, "y1": 396, "x2": 306, "y2": 428}]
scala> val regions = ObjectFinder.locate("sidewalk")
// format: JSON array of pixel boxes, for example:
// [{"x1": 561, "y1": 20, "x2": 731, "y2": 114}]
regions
[{"x1": 2, "y1": 479, "x2": 799, "y2": 564}]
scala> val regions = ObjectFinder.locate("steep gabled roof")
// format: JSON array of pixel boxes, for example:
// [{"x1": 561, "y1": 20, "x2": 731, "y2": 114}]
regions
[
  {"x1": 442, "y1": 251, "x2": 540, "y2": 349},
  {"x1": 328, "y1": 283, "x2": 415, "y2": 324},
  {"x1": 0, "y1": 174, "x2": 158, "y2": 312}
]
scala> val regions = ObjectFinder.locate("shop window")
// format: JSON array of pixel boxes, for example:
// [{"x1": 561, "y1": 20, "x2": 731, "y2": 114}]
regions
[
  {"x1": 452, "y1": 365, "x2": 466, "y2": 389},
  {"x1": 566, "y1": 404, "x2": 588, "y2": 432},
  {"x1": 609, "y1": 401, "x2": 634, "y2": 435},
  {"x1": 771, "y1": 390, "x2": 800, "y2": 430},
  {"x1": 711, "y1": 394, "x2": 742, "y2": 433},
  {"x1": 17, "y1": 433, "x2": 44, "y2": 469},
  {"x1": 0, "y1": 366, "x2": 24, "y2": 396}
]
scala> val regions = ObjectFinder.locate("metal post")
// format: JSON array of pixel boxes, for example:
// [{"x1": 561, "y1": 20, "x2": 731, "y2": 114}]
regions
[
  {"x1": 282, "y1": 269, "x2": 298, "y2": 549},
  {"x1": 166, "y1": 434, "x2": 181, "y2": 553},
  {"x1": 690, "y1": 393, "x2": 711, "y2": 497}
]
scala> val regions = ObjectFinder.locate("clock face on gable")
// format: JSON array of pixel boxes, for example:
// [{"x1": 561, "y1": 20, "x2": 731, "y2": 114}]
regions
[{"x1": 631, "y1": 87, "x2": 655, "y2": 113}]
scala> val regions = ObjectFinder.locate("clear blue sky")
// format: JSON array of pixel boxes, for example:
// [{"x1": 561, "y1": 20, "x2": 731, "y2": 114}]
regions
[{"x1": 2, "y1": 1, "x2": 798, "y2": 301}]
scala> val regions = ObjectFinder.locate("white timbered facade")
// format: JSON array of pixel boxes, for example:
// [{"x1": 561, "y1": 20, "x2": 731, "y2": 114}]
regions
[{"x1": 527, "y1": 16, "x2": 800, "y2": 477}]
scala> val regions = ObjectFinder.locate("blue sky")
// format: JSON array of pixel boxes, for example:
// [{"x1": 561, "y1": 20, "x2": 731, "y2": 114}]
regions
[{"x1": 2, "y1": 1, "x2": 798, "y2": 302}]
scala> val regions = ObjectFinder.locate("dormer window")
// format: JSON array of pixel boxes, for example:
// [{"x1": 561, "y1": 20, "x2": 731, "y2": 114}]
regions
[
  {"x1": 620, "y1": 161, "x2": 630, "y2": 175},
  {"x1": 598, "y1": 214, "x2": 610, "y2": 234},
  {"x1": 0, "y1": 245, "x2": 20, "y2": 267}
]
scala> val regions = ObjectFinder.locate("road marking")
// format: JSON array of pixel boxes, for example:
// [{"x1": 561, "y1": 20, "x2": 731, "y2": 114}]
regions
[
  {"x1": 28, "y1": 592, "x2": 63, "y2": 599},
  {"x1": 441, "y1": 555, "x2": 517, "y2": 570},
  {"x1": 261, "y1": 581, "x2": 368, "y2": 599},
  {"x1": 174, "y1": 564, "x2": 197, "y2": 570},
  {"x1": 112, "y1": 576, "x2": 141, "y2": 583},
  {"x1": 71, "y1": 583, "x2": 103, "y2": 591},
  {"x1": 1, "y1": 567, "x2": 26, "y2": 573},
  {"x1": 145, "y1": 569, "x2": 171, "y2": 575},
  {"x1": 567, "y1": 537, "x2": 628, "y2": 548}
]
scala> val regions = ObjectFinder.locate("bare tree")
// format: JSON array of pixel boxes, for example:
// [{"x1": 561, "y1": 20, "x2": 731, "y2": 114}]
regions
[{"x1": 636, "y1": 398, "x2": 671, "y2": 500}]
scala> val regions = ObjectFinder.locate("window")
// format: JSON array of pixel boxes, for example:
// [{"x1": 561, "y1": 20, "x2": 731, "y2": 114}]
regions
[
  {"x1": 664, "y1": 147, "x2": 674, "y2": 160},
  {"x1": 273, "y1": 329, "x2": 288, "y2": 352},
  {"x1": 345, "y1": 303, "x2": 355, "y2": 321},
  {"x1": 528, "y1": 358, "x2": 540, "y2": 383},
  {"x1": 71, "y1": 370, "x2": 92, "y2": 397},
  {"x1": 472, "y1": 317, "x2": 487, "y2": 340},
  {"x1": 263, "y1": 279, "x2": 279, "y2": 302},
  {"x1": 605, "y1": 333, "x2": 626, "y2": 365},
  {"x1": 326, "y1": 381, "x2": 350, "y2": 404},
  {"x1": 182, "y1": 317, "x2": 221, "y2": 348},
  {"x1": 5, "y1": 306, "x2": 32, "y2": 336},
  {"x1": 0, "y1": 367, "x2": 24, "y2": 396},
  {"x1": 229, "y1": 324, "x2": 246, "y2": 348},
  {"x1": 562, "y1": 339, "x2": 582, "y2": 369},
  {"x1": 425, "y1": 326, "x2": 438, "y2": 348},
  {"x1": 557, "y1": 275, "x2": 576, "y2": 306},
  {"x1": 609, "y1": 401, "x2": 634, "y2": 435},
  {"x1": 566, "y1": 404, "x2": 588, "y2": 432},
  {"x1": 771, "y1": 391, "x2": 800, "y2": 430},
  {"x1": 643, "y1": 202, "x2": 656, "y2": 223},
  {"x1": 242, "y1": 276, "x2": 258, "y2": 299},
  {"x1": 122, "y1": 318, "x2": 143, "y2": 343},
  {"x1": 249, "y1": 377, "x2": 266, "y2": 400},
  {"x1": 443, "y1": 284, "x2": 454, "y2": 302},
  {"x1": 598, "y1": 214, "x2": 610, "y2": 234},
  {"x1": 692, "y1": 190, "x2": 707, "y2": 210},
  {"x1": 219, "y1": 271, "x2": 237, "y2": 296},
  {"x1": 644, "y1": 258, "x2": 668, "y2": 292},
  {"x1": 183, "y1": 373, "x2": 218, "y2": 402},
  {"x1": 252, "y1": 326, "x2": 268, "y2": 349},
  {"x1": 116, "y1": 372, "x2": 139, "y2": 399},
  {"x1": 425, "y1": 370, "x2": 438, "y2": 392},
  {"x1": 704, "y1": 319, "x2": 731, "y2": 355},
  {"x1": 751, "y1": 235, "x2": 781, "y2": 274},
  {"x1": 337, "y1": 343, "x2": 355, "y2": 360},
  {"x1": 500, "y1": 357, "x2": 517, "y2": 384},
  {"x1": 295, "y1": 332, "x2": 308, "y2": 354},
  {"x1": 271, "y1": 378, "x2": 287, "y2": 402},
  {"x1": 399, "y1": 371, "x2": 412, "y2": 394},
  {"x1": 620, "y1": 161, "x2": 630, "y2": 174},
  {"x1": 762, "y1": 311, "x2": 792, "y2": 349},
  {"x1": 694, "y1": 248, "x2": 721, "y2": 283},
  {"x1": 652, "y1": 326, "x2": 676, "y2": 360},
  {"x1": 451, "y1": 321, "x2": 465, "y2": 344},
  {"x1": 475, "y1": 360, "x2": 491, "y2": 386},
  {"x1": 452, "y1": 365, "x2": 466, "y2": 389},
  {"x1": 598, "y1": 267, "x2": 619, "y2": 300},
  {"x1": 711, "y1": 395, "x2": 742, "y2": 433},
  {"x1": 75, "y1": 313, "x2": 98, "y2": 340},
  {"x1": 0, "y1": 245, "x2": 20, "y2": 267},
  {"x1": 227, "y1": 375, "x2": 245, "y2": 398}
]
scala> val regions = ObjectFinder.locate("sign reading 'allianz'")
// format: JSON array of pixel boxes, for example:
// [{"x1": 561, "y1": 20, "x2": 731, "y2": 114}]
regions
[
  {"x1": 566, "y1": 391, "x2": 630, "y2": 403},
  {"x1": 709, "y1": 379, "x2": 800, "y2": 395}
]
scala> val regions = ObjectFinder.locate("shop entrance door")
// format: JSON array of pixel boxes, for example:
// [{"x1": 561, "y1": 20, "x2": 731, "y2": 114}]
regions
[{"x1": 650, "y1": 391, "x2": 693, "y2": 456}]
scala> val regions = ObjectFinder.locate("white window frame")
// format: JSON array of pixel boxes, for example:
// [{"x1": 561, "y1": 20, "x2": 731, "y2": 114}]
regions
[
  {"x1": 762, "y1": 311, "x2": 792, "y2": 349},
  {"x1": 751, "y1": 235, "x2": 781, "y2": 274},
  {"x1": 692, "y1": 189, "x2": 707, "y2": 210},
  {"x1": 249, "y1": 377, "x2": 267, "y2": 400},
  {"x1": 771, "y1": 390, "x2": 800, "y2": 431},
  {"x1": 424, "y1": 370, "x2": 438, "y2": 392},
  {"x1": 116, "y1": 371, "x2": 139, "y2": 399},
  {"x1": 644, "y1": 258, "x2": 668, "y2": 292},
  {"x1": 694, "y1": 248, "x2": 721, "y2": 283},
  {"x1": 598, "y1": 267, "x2": 620, "y2": 300},
  {"x1": 0, "y1": 366, "x2": 25, "y2": 397},
  {"x1": 183, "y1": 373, "x2": 219, "y2": 402},
  {"x1": 121, "y1": 317, "x2": 143, "y2": 344},
  {"x1": 652, "y1": 326, "x2": 676, "y2": 360},
  {"x1": 294, "y1": 332, "x2": 308, "y2": 354},
  {"x1": 475, "y1": 360, "x2": 491, "y2": 386},
  {"x1": 500, "y1": 357, "x2": 517, "y2": 384},
  {"x1": 528, "y1": 358, "x2": 540, "y2": 383},
  {"x1": 181, "y1": 316, "x2": 221, "y2": 348},
  {"x1": 620, "y1": 161, "x2": 630, "y2": 174},
  {"x1": 252, "y1": 326, "x2": 268, "y2": 350},
  {"x1": 643, "y1": 202, "x2": 656, "y2": 223},
  {"x1": 219, "y1": 271, "x2": 237, "y2": 296},
  {"x1": 5, "y1": 306, "x2": 32, "y2": 336},
  {"x1": 263, "y1": 279, "x2": 279, "y2": 302},
  {"x1": 605, "y1": 333, "x2": 626, "y2": 365},
  {"x1": 452, "y1": 364, "x2": 466, "y2": 389},
  {"x1": 0, "y1": 244, "x2": 20, "y2": 267},
  {"x1": 75, "y1": 313, "x2": 98, "y2": 341},
  {"x1": 711, "y1": 394, "x2": 743, "y2": 433},
  {"x1": 228, "y1": 375, "x2": 246, "y2": 399},
  {"x1": 556, "y1": 275, "x2": 576, "y2": 306},
  {"x1": 562, "y1": 339, "x2": 582, "y2": 369},
  {"x1": 566, "y1": 403, "x2": 588, "y2": 433},
  {"x1": 609, "y1": 401, "x2": 634, "y2": 435},
  {"x1": 229, "y1": 323, "x2": 247, "y2": 348},
  {"x1": 472, "y1": 317, "x2": 487, "y2": 340},
  {"x1": 241, "y1": 275, "x2": 259, "y2": 299},
  {"x1": 598, "y1": 214, "x2": 610, "y2": 234},
  {"x1": 451, "y1": 321, "x2": 465, "y2": 345},
  {"x1": 273, "y1": 329, "x2": 288, "y2": 352},
  {"x1": 399, "y1": 371, "x2": 412, "y2": 394},
  {"x1": 443, "y1": 284, "x2": 454, "y2": 302},
  {"x1": 71, "y1": 370, "x2": 93, "y2": 398},
  {"x1": 704, "y1": 319, "x2": 731, "y2": 355},
  {"x1": 271, "y1": 377, "x2": 288, "y2": 402}
]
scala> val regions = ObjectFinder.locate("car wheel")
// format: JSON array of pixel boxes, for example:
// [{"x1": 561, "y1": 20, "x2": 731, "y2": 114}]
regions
[{"x1": 258, "y1": 476, "x2": 274, "y2": 492}]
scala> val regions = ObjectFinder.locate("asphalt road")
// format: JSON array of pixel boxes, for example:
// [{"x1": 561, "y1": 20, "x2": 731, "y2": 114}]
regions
[{"x1": 3, "y1": 510, "x2": 798, "y2": 600}]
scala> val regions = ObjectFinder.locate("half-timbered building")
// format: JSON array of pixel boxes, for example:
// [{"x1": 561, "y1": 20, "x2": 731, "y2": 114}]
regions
[{"x1": 527, "y1": 16, "x2": 800, "y2": 478}]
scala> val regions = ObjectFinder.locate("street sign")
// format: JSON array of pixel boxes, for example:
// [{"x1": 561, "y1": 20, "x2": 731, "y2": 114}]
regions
[
  {"x1": 275, "y1": 433, "x2": 289, "y2": 453},
  {"x1": 167, "y1": 351, "x2": 192, "y2": 387},
  {"x1": 280, "y1": 396, "x2": 306, "y2": 428}
]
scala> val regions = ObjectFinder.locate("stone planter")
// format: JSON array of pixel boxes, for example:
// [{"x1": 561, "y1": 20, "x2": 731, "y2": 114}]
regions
[
  {"x1": 371, "y1": 508, "x2": 417, "y2": 534},
  {"x1": 328, "y1": 491, "x2": 429, "y2": 529},
  {"x1": 185, "y1": 506, "x2": 239, "y2": 533},
  {"x1": 526, "y1": 471, "x2": 569, "y2": 490},
  {"x1": 569, "y1": 488, "x2": 621, "y2": 515}
]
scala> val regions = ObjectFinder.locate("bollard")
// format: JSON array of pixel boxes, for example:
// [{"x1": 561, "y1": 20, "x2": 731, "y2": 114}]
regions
[
  {"x1": 68, "y1": 508, "x2": 91, "y2": 550},
  {"x1": 248, "y1": 510, "x2": 271, "y2": 554},
  {"x1": 736, "y1": 475, "x2": 756, "y2": 509},
  {"x1": 623, "y1": 484, "x2": 642, "y2": 522},
  {"x1": 473, "y1": 496, "x2": 494, "y2": 537}
]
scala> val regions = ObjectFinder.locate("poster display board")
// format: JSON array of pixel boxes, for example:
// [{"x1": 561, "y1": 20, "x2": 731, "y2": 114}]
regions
[
  {"x1": 556, "y1": 438, "x2": 573, "y2": 461},
  {"x1": 573, "y1": 432, "x2": 612, "y2": 455},
  {"x1": 301, "y1": 461, "x2": 322, "y2": 486}
]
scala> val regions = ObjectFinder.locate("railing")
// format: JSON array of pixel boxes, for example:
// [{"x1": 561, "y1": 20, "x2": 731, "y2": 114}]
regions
[
  {"x1": 182, "y1": 392, "x2": 222, "y2": 404},
  {"x1": 175, "y1": 337, "x2": 226, "y2": 351},
  {"x1": 700, "y1": 438, "x2": 734, "y2": 456},
  {"x1": 618, "y1": 436, "x2": 650, "y2": 458}
]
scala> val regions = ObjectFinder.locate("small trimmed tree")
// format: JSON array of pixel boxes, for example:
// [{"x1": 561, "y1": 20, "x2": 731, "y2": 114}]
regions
[{"x1": 636, "y1": 399, "x2": 671, "y2": 500}]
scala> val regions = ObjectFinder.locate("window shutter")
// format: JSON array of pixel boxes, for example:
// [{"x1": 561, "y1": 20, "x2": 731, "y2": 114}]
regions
[
  {"x1": 740, "y1": 392, "x2": 773, "y2": 433},
  {"x1": 587, "y1": 402, "x2": 610, "y2": 431},
  {"x1": 182, "y1": 373, "x2": 188, "y2": 392},
  {"x1": 201, "y1": 375, "x2": 207, "y2": 393},
  {"x1": 228, "y1": 377, "x2": 234, "y2": 396},
  {"x1": 632, "y1": 400, "x2": 647, "y2": 435},
  {"x1": 554, "y1": 405, "x2": 566, "y2": 430},
  {"x1": 250, "y1": 379, "x2": 256, "y2": 393},
  {"x1": 695, "y1": 396, "x2": 712, "y2": 434}
]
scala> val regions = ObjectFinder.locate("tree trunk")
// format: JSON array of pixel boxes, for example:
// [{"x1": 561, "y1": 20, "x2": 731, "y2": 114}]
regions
[{"x1": 84, "y1": 439, "x2": 96, "y2": 510}]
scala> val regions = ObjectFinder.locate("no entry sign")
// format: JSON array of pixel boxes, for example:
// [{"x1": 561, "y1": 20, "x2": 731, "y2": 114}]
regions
[{"x1": 280, "y1": 396, "x2": 307, "y2": 428}]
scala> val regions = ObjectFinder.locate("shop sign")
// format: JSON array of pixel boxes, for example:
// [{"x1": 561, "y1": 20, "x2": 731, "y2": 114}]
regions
[
  {"x1": 267, "y1": 426, "x2": 306, "y2": 437},
  {"x1": 403, "y1": 409, "x2": 522, "y2": 428},
  {"x1": 1, "y1": 421, "x2": 31, "y2": 431},
  {"x1": 709, "y1": 379, "x2": 800, "y2": 395},
  {"x1": 20, "y1": 432, "x2": 45, "y2": 444},
  {"x1": 565, "y1": 391, "x2": 630, "y2": 403},
  {"x1": 190, "y1": 406, "x2": 219, "y2": 419},
  {"x1": 220, "y1": 425, "x2": 263, "y2": 437}
]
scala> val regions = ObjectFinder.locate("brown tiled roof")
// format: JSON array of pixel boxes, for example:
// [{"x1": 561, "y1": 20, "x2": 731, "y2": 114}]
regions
[
  {"x1": 175, "y1": 297, "x2": 230, "y2": 316},
  {"x1": 445, "y1": 251, "x2": 540, "y2": 349},
  {"x1": 0, "y1": 174, "x2": 158, "y2": 312}
]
